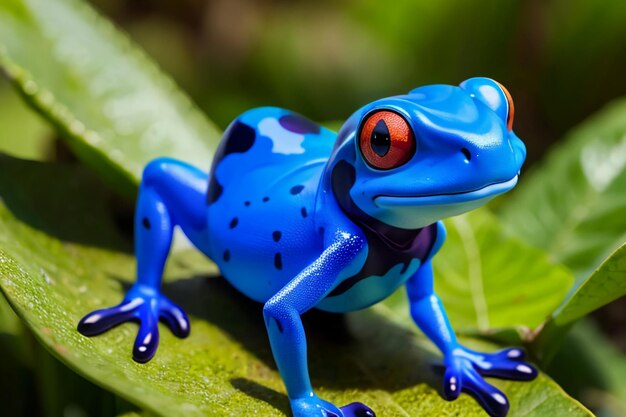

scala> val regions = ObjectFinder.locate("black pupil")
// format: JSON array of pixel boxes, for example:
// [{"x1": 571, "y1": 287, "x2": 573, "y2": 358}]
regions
[{"x1": 370, "y1": 119, "x2": 391, "y2": 157}]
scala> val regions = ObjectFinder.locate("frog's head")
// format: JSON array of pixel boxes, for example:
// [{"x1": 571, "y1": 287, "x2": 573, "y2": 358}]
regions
[{"x1": 329, "y1": 77, "x2": 526, "y2": 229}]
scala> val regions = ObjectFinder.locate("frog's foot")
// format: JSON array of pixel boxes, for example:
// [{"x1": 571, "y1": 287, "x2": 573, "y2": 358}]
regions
[
  {"x1": 443, "y1": 347, "x2": 537, "y2": 417},
  {"x1": 290, "y1": 396, "x2": 375, "y2": 417},
  {"x1": 77, "y1": 285, "x2": 190, "y2": 363},
  {"x1": 340, "y1": 402, "x2": 375, "y2": 417}
]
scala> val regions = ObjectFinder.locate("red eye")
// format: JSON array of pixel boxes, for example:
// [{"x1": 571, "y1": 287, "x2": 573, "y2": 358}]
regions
[
  {"x1": 358, "y1": 111, "x2": 415, "y2": 170},
  {"x1": 496, "y1": 82, "x2": 514, "y2": 131}
]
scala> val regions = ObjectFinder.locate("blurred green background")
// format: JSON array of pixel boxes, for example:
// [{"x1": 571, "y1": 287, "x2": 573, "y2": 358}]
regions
[
  {"x1": 5, "y1": 0, "x2": 626, "y2": 165},
  {"x1": 1, "y1": 0, "x2": 625, "y2": 416},
  {"x1": 92, "y1": 0, "x2": 626, "y2": 166}
]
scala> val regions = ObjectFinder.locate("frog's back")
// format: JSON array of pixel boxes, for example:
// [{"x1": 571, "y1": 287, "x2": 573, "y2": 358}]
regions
[{"x1": 205, "y1": 107, "x2": 336, "y2": 302}]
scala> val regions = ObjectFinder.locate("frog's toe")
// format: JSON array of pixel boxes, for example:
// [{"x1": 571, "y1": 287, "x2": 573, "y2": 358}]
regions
[
  {"x1": 77, "y1": 299, "x2": 138, "y2": 336},
  {"x1": 498, "y1": 347, "x2": 526, "y2": 361},
  {"x1": 476, "y1": 348, "x2": 538, "y2": 381},
  {"x1": 444, "y1": 353, "x2": 512, "y2": 416},
  {"x1": 158, "y1": 296, "x2": 190, "y2": 338},
  {"x1": 461, "y1": 368, "x2": 510, "y2": 417},
  {"x1": 480, "y1": 358, "x2": 537, "y2": 381},
  {"x1": 132, "y1": 308, "x2": 160, "y2": 363},
  {"x1": 340, "y1": 402, "x2": 376, "y2": 417}
]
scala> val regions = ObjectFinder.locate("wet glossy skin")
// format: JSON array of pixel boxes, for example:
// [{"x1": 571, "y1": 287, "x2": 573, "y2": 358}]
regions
[{"x1": 78, "y1": 77, "x2": 536, "y2": 417}]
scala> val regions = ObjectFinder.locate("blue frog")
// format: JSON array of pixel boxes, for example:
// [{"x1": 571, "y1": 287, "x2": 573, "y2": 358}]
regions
[{"x1": 78, "y1": 77, "x2": 536, "y2": 417}]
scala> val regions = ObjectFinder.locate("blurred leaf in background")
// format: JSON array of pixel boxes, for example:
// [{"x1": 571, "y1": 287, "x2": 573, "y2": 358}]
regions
[
  {"x1": 500, "y1": 99, "x2": 626, "y2": 280},
  {"x1": 0, "y1": 0, "x2": 221, "y2": 197},
  {"x1": 0, "y1": 78, "x2": 52, "y2": 160}
]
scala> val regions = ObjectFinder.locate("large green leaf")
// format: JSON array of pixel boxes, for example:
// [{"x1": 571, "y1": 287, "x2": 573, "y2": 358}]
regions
[
  {"x1": 552, "y1": 243, "x2": 626, "y2": 326},
  {"x1": 0, "y1": 156, "x2": 591, "y2": 416},
  {"x1": 0, "y1": 79, "x2": 52, "y2": 160},
  {"x1": 500, "y1": 98, "x2": 626, "y2": 279},
  {"x1": 383, "y1": 209, "x2": 574, "y2": 335},
  {"x1": 0, "y1": 292, "x2": 34, "y2": 417},
  {"x1": 547, "y1": 320, "x2": 626, "y2": 417},
  {"x1": 0, "y1": 0, "x2": 221, "y2": 196},
  {"x1": 532, "y1": 243, "x2": 626, "y2": 362}
]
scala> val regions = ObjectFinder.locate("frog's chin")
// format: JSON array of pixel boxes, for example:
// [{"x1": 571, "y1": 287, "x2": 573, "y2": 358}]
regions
[
  {"x1": 367, "y1": 175, "x2": 518, "y2": 229},
  {"x1": 373, "y1": 175, "x2": 518, "y2": 208}
]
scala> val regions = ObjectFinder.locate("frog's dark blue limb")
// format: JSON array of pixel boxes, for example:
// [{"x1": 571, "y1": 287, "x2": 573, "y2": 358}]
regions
[
  {"x1": 406, "y1": 234, "x2": 537, "y2": 417},
  {"x1": 441, "y1": 345, "x2": 537, "y2": 417},
  {"x1": 262, "y1": 230, "x2": 369, "y2": 416},
  {"x1": 158, "y1": 292, "x2": 192, "y2": 338},
  {"x1": 78, "y1": 299, "x2": 137, "y2": 336},
  {"x1": 339, "y1": 403, "x2": 376, "y2": 417},
  {"x1": 443, "y1": 355, "x2": 510, "y2": 417},
  {"x1": 466, "y1": 347, "x2": 538, "y2": 381},
  {"x1": 79, "y1": 158, "x2": 209, "y2": 362},
  {"x1": 441, "y1": 348, "x2": 538, "y2": 417},
  {"x1": 77, "y1": 286, "x2": 189, "y2": 362}
]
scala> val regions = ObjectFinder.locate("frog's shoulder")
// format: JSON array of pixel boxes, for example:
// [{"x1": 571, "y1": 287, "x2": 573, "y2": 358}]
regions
[{"x1": 207, "y1": 107, "x2": 336, "y2": 205}]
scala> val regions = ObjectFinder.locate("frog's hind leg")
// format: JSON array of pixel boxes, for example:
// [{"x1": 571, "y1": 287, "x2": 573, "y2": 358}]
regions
[{"x1": 78, "y1": 157, "x2": 210, "y2": 362}]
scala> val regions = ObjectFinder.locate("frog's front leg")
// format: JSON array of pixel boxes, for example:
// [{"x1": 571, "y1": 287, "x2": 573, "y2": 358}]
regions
[
  {"x1": 78, "y1": 158, "x2": 210, "y2": 362},
  {"x1": 406, "y1": 260, "x2": 537, "y2": 417},
  {"x1": 263, "y1": 230, "x2": 374, "y2": 417}
]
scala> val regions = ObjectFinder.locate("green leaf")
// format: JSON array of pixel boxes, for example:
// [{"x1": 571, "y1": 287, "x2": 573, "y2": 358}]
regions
[
  {"x1": 0, "y1": 0, "x2": 221, "y2": 196},
  {"x1": 532, "y1": 243, "x2": 626, "y2": 362},
  {"x1": 30, "y1": 340, "x2": 120, "y2": 417},
  {"x1": 546, "y1": 320, "x2": 626, "y2": 417},
  {"x1": 0, "y1": 292, "x2": 35, "y2": 417},
  {"x1": 0, "y1": 157, "x2": 591, "y2": 415},
  {"x1": 0, "y1": 78, "x2": 52, "y2": 160},
  {"x1": 383, "y1": 209, "x2": 574, "y2": 334},
  {"x1": 552, "y1": 243, "x2": 626, "y2": 326},
  {"x1": 0, "y1": 289, "x2": 21, "y2": 336},
  {"x1": 500, "y1": 98, "x2": 626, "y2": 279}
]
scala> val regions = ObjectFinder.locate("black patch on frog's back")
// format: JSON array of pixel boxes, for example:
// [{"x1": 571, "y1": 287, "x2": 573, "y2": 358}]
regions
[
  {"x1": 207, "y1": 121, "x2": 256, "y2": 205},
  {"x1": 279, "y1": 114, "x2": 321, "y2": 135},
  {"x1": 274, "y1": 253, "x2": 283, "y2": 270},
  {"x1": 290, "y1": 185, "x2": 305, "y2": 195},
  {"x1": 327, "y1": 160, "x2": 437, "y2": 297},
  {"x1": 206, "y1": 176, "x2": 223, "y2": 205}
]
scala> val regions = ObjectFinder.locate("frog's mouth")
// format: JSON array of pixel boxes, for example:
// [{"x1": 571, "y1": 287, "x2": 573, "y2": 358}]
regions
[{"x1": 373, "y1": 175, "x2": 518, "y2": 207}]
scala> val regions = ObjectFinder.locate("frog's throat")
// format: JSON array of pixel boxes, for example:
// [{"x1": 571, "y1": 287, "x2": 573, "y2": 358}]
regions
[
  {"x1": 327, "y1": 159, "x2": 439, "y2": 299},
  {"x1": 331, "y1": 159, "x2": 427, "y2": 246}
]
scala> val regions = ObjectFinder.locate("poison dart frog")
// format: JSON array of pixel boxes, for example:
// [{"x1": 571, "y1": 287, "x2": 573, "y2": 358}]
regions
[{"x1": 79, "y1": 77, "x2": 536, "y2": 417}]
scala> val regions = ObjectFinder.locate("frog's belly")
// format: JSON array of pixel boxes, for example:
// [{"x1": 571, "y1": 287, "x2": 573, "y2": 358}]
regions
[
  {"x1": 207, "y1": 188, "x2": 324, "y2": 303},
  {"x1": 316, "y1": 258, "x2": 421, "y2": 313}
]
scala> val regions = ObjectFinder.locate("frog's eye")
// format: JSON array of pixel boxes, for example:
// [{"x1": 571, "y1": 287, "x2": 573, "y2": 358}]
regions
[
  {"x1": 358, "y1": 110, "x2": 415, "y2": 170},
  {"x1": 496, "y1": 82, "x2": 514, "y2": 131}
]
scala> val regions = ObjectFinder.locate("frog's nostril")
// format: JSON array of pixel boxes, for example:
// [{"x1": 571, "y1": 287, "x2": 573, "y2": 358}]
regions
[{"x1": 461, "y1": 147, "x2": 472, "y2": 162}]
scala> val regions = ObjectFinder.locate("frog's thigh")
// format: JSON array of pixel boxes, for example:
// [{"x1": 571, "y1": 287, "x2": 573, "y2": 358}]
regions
[{"x1": 141, "y1": 158, "x2": 210, "y2": 249}]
